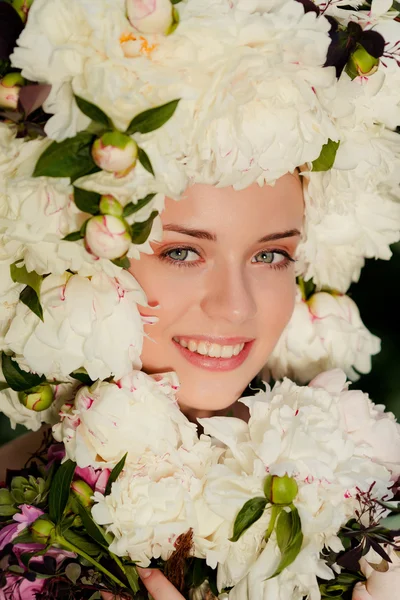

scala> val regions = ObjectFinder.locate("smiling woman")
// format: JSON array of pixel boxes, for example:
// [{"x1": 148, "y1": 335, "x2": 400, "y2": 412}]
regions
[{"x1": 130, "y1": 176, "x2": 303, "y2": 418}]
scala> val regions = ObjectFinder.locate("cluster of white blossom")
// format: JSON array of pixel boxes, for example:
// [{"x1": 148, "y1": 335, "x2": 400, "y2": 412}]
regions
[
  {"x1": 53, "y1": 370, "x2": 224, "y2": 566},
  {"x1": 51, "y1": 366, "x2": 400, "y2": 598},
  {"x1": 267, "y1": 285, "x2": 381, "y2": 383},
  {"x1": 199, "y1": 369, "x2": 399, "y2": 599}
]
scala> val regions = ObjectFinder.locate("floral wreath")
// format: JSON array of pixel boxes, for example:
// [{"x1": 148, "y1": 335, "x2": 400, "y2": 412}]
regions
[{"x1": 0, "y1": 1, "x2": 399, "y2": 599}]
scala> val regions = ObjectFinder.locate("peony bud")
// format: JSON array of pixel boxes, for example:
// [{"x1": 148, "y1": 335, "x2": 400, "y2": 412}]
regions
[
  {"x1": 0, "y1": 73, "x2": 25, "y2": 110},
  {"x1": 264, "y1": 474, "x2": 298, "y2": 505},
  {"x1": 99, "y1": 194, "x2": 124, "y2": 218},
  {"x1": 71, "y1": 479, "x2": 94, "y2": 508},
  {"x1": 30, "y1": 516, "x2": 55, "y2": 543},
  {"x1": 12, "y1": 0, "x2": 35, "y2": 23},
  {"x1": 84, "y1": 214, "x2": 132, "y2": 260},
  {"x1": 91, "y1": 131, "x2": 138, "y2": 177},
  {"x1": 346, "y1": 45, "x2": 379, "y2": 79},
  {"x1": 126, "y1": 0, "x2": 178, "y2": 35},
  {"x1": 18, "y1": 384, "x2": 54, "y2": 412}
]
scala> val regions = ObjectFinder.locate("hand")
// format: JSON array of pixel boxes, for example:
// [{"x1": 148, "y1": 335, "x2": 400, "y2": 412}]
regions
[{"x1": 101, "y1": 567, "x2": 186, "y2": 600}]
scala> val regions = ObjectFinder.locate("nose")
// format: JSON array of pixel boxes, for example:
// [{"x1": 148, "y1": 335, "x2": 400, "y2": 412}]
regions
[{"x1": 200, "y1": 261, "x2": 257, "y2": 324}]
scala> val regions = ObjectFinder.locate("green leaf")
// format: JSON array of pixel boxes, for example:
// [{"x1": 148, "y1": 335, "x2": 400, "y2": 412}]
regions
[
  {"x1": 63, "y1": 231, "x2": 83, "y2": 242},
  {"x1": 0, "y1": 489, "x2": 13, "y2": 505},
  {"x1": 10, "y1": 262, "x2": 42, "y2": 296},
  {"x1": 0, "y1": 382, "x2": 10, "y2": 391},
  {"x1": 267, "y1": 506, "x2": 303, "y2": 579},
  {"x1": 123, "y1": 193, "x2": 155, "y2": 218},
  {"x1": 74, "y1": 187, "x2": 101, "y2": 215},
  {"x1": 74, "y1": 96, "x2": 113, "y2": 129},
  {"x1": 69, "y1": 369, "x2": 94, "y2": 386},
  {"x1": 76, "y1": 502, "x2": 110, "y2": 548},
  {"x1": 1, "y1": 352, "x2": 45, "y2": 392},
  {"x1": 33, "y1": 132, "x2": 100, "y2": 181},
  {"x1": 138, "y1": 147, "x2": 154, "y2": 176},
  {"x1": 312, "y1": 139, "x2": 340, "y2": 172},
  {"x1": 105, "y1": 453, "x2": 127, "y2": 496},
  {"x1": 49, "y1": 460, "x2": 76, "y2": 524},
  {"x1": 19, "y1": 285, "x2": 43, "y2": 321},
  {"x1": 125, "y1": 565, "x2": 140, "y2": 594},
  {"x1": 0, "y1": 505, "x2": 18, "y2": 516},
  {"x1": 80, "y1": 219, "x2": 89, "y2": 237},
  {"x1": 126, "y1": 99, "x2": 180, "y2": 135},
  {"x1": 229, "y1": 497, "x2": 267, "y2": 542},
  {"x1": 130, "y1": 210, "x2": 158, "y2": 245},
  {"x1": 12, "y1": 530, "x2": 35, "y2": 544},
  {"x1": 379, "y1": 513, "x2": 400, "y2": 530},
  {"x1": 111, "y1": 256, "x2": 131, "y2": 269},
  {"x1": 63, "y1": 529, "x2": 103, "y2": 557}
]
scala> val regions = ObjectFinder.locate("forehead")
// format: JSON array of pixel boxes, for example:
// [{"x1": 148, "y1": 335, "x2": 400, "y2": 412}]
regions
[{"x1": 161, "y1": 175, "x2": 304, "y2": 234}]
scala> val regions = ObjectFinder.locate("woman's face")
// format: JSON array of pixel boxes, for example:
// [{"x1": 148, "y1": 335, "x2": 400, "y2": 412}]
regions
[{"x1": 129, "y1": 175, "x2": 304, "y2": 416}]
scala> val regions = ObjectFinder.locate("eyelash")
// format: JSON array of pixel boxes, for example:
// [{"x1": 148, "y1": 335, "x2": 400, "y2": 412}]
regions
[{"x1": 158, "y1": 246, "x2": 296, "y2": 271}]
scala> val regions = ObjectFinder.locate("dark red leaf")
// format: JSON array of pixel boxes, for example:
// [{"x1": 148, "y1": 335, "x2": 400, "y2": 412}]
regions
[{"x1": 19, "y1": 84, "x2": 52, "y2": 117}]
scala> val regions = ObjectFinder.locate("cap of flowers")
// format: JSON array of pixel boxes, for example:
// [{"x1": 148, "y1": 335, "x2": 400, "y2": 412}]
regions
[{"x1": 0, "y1": 0, "x2": 400, "y2": 426}]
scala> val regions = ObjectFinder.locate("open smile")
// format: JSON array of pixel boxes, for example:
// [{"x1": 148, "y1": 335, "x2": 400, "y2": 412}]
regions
[{"x1": 172, "y1": 336, "x2": 255, "y2": 371}]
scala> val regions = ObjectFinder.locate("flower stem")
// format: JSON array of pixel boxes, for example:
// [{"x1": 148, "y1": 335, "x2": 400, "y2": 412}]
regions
[
  {"x1": 264, "y1": 505, "x2": 281, "y2": 542},
  {"x1": 55, "y1": 535, "x2": 127, "y2": 589}
]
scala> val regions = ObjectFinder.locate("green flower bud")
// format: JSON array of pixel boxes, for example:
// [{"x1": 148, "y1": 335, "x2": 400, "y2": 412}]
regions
[
  {"x1": 71, "y1": 479, "x2": 94, "y2": 509},
  {"x1": 18, "y1": 384, "x2": 54, "y2": 411},
  {"x1": 12, "y1": 0, "x2": 35, "y2": 23},
  {"x1": 264, "y1": 474, "x2": 298, "y2": 505},
  {"x1": 346, "y1": 44, "x2": 379, "y2": 79},
  {"x1": 30, "y1": 516, "x2": 55, "y2": 543},
  {"x1": 99, "y1": 194, "x2": 124, "y2": 217}
]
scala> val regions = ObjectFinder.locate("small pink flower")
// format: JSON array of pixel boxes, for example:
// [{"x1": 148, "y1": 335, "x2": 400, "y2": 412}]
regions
[
  {"x1": 0, "y1": 73, "x2": 24, "y2": 110},
  {"x1": 75, "y1": 465, "x2": 111, "y2": 494},
  {"x1": 0, "y1": 505, "x2": 44, "y2": 550},
  {"x1": 0, "y1": 574, "x2": 45, "y2": 600}
]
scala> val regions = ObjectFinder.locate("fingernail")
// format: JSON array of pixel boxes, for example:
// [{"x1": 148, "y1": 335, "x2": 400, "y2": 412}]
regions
[{"x1": 137, "y1": 567, "x2": 152, "y2": 580}]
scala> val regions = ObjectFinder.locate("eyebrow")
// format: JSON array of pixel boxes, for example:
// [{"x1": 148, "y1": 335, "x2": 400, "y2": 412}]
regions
[{"x1": 162, "y1": 224, "x2": 301, "y2": 243}]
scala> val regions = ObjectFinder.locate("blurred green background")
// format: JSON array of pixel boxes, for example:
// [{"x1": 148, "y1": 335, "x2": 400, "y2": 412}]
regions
[{"x1": 0, "y1": 244, "x2": 399, "y2": 446}]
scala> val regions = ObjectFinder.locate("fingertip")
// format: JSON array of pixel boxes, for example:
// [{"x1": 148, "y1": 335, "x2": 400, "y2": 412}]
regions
[{"x1": 137, "y1": 566, "x2": 153, "y2": 580}]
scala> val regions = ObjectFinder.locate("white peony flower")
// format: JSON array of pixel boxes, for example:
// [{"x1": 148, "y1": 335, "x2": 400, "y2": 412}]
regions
[
  {"x1": 126, "y1": 0, "x2": 175, "y2": 35},
  {"x1": 4, "y1": 270, "x2": 147, "y2": 381},
  {"x1": 52, "y1": 370, "x2": 195, "y2": 468},
  {"x1": 267, "y1": 286, "x2": 380, "y2": 384},
  {"x1": 297, "y1": 157, "x2": 400, "y2": 292},
  {"x1": 11, "y1": 0, "x2": 338, "y2": 187},
  {"x1": 91, "y1": 436, "x2": 223, "y2": 566},
  {"x1": 199, "y1": 373, "x2": 392, "y2": 592},
  {"x1": 0, "y1": 376, "x2": 76, "y2": 432},
  {"x1": 310, "y1": 369, "x2": 400, "y2": 479}
]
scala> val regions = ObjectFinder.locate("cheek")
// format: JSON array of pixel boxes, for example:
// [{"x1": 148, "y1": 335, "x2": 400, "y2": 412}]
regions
[{"x1": 254, "y1": 271, "x2": 296, "y2": 349}]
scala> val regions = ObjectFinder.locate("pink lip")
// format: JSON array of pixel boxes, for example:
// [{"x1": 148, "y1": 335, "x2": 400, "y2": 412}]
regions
[{"x1": 172, "y1": 339, "x2": 255, "y2": 372}]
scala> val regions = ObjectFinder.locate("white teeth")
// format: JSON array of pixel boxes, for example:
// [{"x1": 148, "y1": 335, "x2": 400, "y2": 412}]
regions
[
  {"x1": 173, "y1": 338, "x2": 245, "y2": 358},
  {"x1": 188, "y1": 340, "x2": 197, "y2": 352}
]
